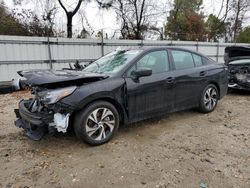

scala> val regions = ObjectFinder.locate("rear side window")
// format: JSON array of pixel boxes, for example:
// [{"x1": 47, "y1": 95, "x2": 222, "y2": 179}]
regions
[
  {"x1": 192, "y1": 54, "x2": 203, "y2": 67},
  {"x1": 203, "y1": 57, "x2": 215, "y2": 64},
  {"x1": 171, "y1": 50, "x2": 195, "y2": 70}
]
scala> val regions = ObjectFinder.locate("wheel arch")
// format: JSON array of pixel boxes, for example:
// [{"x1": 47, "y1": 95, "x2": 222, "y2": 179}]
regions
[
  {"x1": 75, "y1": 96, "x2": 127, "y2": 125},
  {"x1": 208, "y1": 81, "x2": 221, "y2": 98}
]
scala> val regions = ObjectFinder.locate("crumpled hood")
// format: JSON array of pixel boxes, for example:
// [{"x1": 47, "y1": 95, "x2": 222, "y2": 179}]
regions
[
  {"x1": 18, "y1": 69, "x2": 108, "y2": 86},
  {"x1": 225, "y1": 46, "x2": 250, "y2": 64}
]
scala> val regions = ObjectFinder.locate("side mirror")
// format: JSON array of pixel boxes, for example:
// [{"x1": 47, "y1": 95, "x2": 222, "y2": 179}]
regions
[{"x1": 131, "y1": 68, "x2": 152, "y2": 79}]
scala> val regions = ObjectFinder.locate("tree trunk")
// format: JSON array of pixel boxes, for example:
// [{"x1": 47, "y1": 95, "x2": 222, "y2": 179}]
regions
[
  {"x1": 233, "y1": 0, "x2": 241, "y2": 42},
  {"x1": 67, "y1": 13, "x2": 73, "y2": 38},
  {"x1": 58, "y1": 0, "x2": 83, "y2": 38},
  {"x1": 135, "y1": 30, "x2": 140, "y2": 39}
]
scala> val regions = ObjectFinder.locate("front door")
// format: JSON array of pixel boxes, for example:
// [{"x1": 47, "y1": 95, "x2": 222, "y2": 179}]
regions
[{"x1": 125, "y1": 50, "x2": 175, "y2": 122}]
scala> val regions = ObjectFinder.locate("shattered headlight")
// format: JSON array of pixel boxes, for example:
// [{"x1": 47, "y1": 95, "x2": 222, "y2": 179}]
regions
[{"x1": 39, "y1": 86, "x2": 77, "y2": 104}]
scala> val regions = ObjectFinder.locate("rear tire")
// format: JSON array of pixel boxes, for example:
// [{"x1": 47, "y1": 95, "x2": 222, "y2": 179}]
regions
[
  {"x1": 198, "y1": 84, "x2": 219, "y2": 113},
  {"x1": 74, "y1": 101, "x2": 119, "y2": 146}
]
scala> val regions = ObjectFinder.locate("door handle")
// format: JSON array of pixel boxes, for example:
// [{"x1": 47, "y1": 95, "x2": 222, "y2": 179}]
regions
[
  {"x1": 166, "y1": 77, "x2": 175, "y2": 84},
  {"x1": 200, "y1": 71, "x2": 207, "y2": 76}
]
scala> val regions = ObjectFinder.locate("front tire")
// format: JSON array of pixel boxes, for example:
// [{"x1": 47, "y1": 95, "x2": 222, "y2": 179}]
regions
[
  {"x1": 198, "y1": 84, "x2": 219, "y2": 113},
  {"x1": 74, "y1": 101, "x2": 119, "y2": 146}
]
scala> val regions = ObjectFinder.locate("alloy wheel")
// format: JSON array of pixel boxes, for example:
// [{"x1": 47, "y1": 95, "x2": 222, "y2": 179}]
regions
[
  {"x1": 85, "y1": 108, "x2": 115, "y2": 141},
  {"x1": 204, "y1": 87, "x2": 217, "y2": 111}
]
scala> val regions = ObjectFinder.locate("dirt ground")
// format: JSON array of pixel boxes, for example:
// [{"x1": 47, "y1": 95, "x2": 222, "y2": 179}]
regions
[{"x1": 0, "y1": 90, "x2": 249, "y2": 188}]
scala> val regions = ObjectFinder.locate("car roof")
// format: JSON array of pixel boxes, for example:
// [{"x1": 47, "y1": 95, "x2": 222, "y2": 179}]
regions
[{"x1": 130, "y1": 46, "x2": 205, "y2": 56}]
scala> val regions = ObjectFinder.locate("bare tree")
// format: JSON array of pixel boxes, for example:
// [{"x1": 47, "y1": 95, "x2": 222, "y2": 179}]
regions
[
  {"x1": 11, "y1": 0, "x2": 58, "y2": 36},
  {"x1": 77, "y1": 7, "x2": 94, "y2": 38},
  {"x1": 42, "y1": 0, "x2": 57, "y2": 36},
  {"x1": 112, "y1": 0, "x2": 164, "y2": 39},
  {"x1": 216, "y1": 0, "x2": 230, "y2": 21},
  {"x1": 149, "y1": 26, "x2": 164, "y2": 40},
  {"x1": 58, "y1": 0, "x2": 83, "y2": 38},
  {"x1": 229, "y1": 0, "x2": 250, "y2": 42}
]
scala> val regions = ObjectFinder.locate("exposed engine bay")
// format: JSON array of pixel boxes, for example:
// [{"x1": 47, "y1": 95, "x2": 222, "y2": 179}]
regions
[
  {"x1": 225, "y1": 46, "x2": 250, "y2": 90},
  {"x1": 15, "y1": 86, "x2": 75, "y2": 140},
  {"x1": 228, "y1": 64, "x2": 250, "y2": 89},
  {"x1": 14, "y1": 69, "x2": 108, "y2": 140}
]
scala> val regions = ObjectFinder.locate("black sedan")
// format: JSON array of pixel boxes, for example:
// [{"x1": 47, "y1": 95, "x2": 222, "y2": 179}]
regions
[{"x1": 15, "y1": 47, "x2": 228, "y2": 145}]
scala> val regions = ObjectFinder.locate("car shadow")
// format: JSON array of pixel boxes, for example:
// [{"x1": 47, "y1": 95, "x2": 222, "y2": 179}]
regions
[
  {"x1": 14, "y1": 108, "x2": 201, "y2": 151},
  {"x1": 227, "y1": 89, "x2": 250, "y2": 96}
]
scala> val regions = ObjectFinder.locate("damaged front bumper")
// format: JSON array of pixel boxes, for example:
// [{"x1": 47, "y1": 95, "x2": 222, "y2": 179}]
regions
[
  {"x1": 15, "y1": 99, "x2": 72, "y2": 141},
  {"x1": 228, "y1": 81, "x2": 250, "y2": 90}
]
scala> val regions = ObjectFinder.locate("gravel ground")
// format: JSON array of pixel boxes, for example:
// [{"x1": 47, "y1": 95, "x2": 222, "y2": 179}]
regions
[{"x1": 0, "y1": 90, "x2": 249, "y2": 188}]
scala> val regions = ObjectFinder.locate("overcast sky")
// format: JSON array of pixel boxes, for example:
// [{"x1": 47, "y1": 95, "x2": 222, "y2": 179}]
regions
[{"x1": 3, "y1": 0, "x2": 250, "y2": 38}]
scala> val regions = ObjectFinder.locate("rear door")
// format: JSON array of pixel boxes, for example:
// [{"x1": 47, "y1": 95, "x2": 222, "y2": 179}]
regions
[
  {"x1": 169, "y1": 49, "x2": 207, "y2": 110},
  {"x1": 125, "y1": 50, "x2": 175, "y2": 122}
]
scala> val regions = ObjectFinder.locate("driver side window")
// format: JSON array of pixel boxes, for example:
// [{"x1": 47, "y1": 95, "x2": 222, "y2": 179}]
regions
[{"x1": 128, "y1": 50, "x2": 169, "y2": 76}]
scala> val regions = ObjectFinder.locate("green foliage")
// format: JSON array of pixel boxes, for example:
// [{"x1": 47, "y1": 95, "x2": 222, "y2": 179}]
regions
[
  {"x1": 0, "y1": 2, "x2": 55, "y2": 37},
  {"x1": 165, "y1": 0, "x2": 206, "y2": 41},
  {"x1": 227, "y1": 0, "x2": 250, "y2": 42},
  {"x1": 96, "y1": 30, "x2": 103, "y2": 39},
  {"x1": 0, "y1": 3, "x2": 30, "y2": 36},
  {"x1": 28, "y1": 15, "x2": 50, "y2": 36},
  {"x1": 237, "y1": 26, "x2": 250, "y2": 43},
  {"x1": 206, "y1": 14, "x2": 226, "y2": 42},
  {"x1": 77, "y1": 28, "x2": 89, "y2": 38},
  {"x1": 173, "y1": 0, "x2": 202, "y2": 12},
  {"x1": 186, "y1": 12, "x2": 206, "y2": 41}
]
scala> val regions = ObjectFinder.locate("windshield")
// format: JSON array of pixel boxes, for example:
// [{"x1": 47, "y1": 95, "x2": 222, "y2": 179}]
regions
[
  {"x1": 83, "y1": 50, "x2": 141, "y2": 74},
  {"x1": 229, "y1": 59, "x2": 250, "y2": 65}
]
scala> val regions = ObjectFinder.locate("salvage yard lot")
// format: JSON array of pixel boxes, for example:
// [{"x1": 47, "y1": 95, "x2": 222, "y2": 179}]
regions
[{"x1": 0, "y1": 91, "x2": 249, "y2": 188}]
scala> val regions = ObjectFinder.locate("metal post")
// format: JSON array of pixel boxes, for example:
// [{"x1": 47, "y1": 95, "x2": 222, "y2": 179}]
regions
[
  {"x1": 140, "y1": 39, "x2": 143, "y2": 47},
  {"x1": 47, "y1": 35, "x2": 52, "y2": 69},
  {"x1": 196, "y1": 41, "x2": 199, "y2": 52},
  {"x1": 101, "y1": 29, "x2": 104, "y2": 56},
  {"x1": 216, "y1": 42, "x2": 220, "y2": 62},
  {"x1": 161, "y1": 27, "x2": 164, "y2": 40},
  {"x1": 170, "y1": 32, "x2": 174, "y2": 46}
]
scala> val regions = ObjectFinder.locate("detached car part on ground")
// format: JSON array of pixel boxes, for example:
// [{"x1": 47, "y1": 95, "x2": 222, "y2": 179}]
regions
[
  {"x1": 15, "y1": 47, "x2": 228, "y2": 146},
  {"x1": 225, "y1": 46, "x2": 250, "y2": 90}
]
